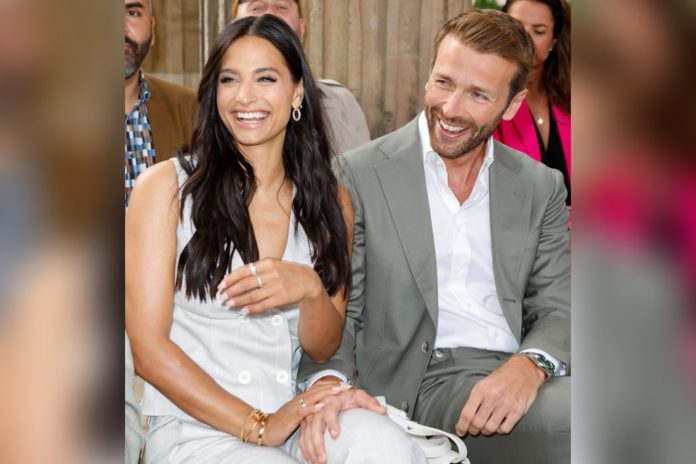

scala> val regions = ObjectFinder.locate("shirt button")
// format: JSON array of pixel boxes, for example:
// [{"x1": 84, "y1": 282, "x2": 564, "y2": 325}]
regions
[
  {"x1": 421, "y1": 341, "x2": 430, "y2": 353},
  {"x1": 238, "y1": 371, "x2": 251, "y2": 384},
  {"x1": 270, "y1": 315, "x2": 283, "y2": 326},
  {"x1": 276, "y1": 370, "x2": 289, "y2": 384},
  {"x1": 433, "y1": 349, "x2": 444, "y2": 359},
  {"x1": 494, "y1": 331, "x2": 501, "y2": 339},
  {"x1": 239, "y1": 314, "x2": 249, "y2": 323}
]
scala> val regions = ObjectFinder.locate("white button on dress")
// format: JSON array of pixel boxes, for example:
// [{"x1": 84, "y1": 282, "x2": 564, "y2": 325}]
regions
[
  {"x1": 276, "y1": 370, "x2": 289, "y2": 384},
  {"x1": 238, "y1": 371, "x2": 251, "y2": 384}
]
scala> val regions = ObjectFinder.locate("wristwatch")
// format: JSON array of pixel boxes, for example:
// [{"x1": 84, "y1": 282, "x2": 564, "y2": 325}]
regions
[{"x1": 518, "y1": 352, "x2": 555, "y2": 380}]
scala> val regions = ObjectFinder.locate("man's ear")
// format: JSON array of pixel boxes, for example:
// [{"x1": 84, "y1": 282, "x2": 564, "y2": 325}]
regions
[{"x1": 502, "y1": 88, "x2": 527, "y2": 121}]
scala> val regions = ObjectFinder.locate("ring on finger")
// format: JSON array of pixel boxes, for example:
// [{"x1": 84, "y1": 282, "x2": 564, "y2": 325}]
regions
[
  {"x1": 255, "y1": 273, "x2": 263, "y2": 289},
  {"x1": 248, "y1": 262, "x2": 258, "y2": 277},
  {"x1": 299, "y1": 396, "x2": 307, "y2": 408}
]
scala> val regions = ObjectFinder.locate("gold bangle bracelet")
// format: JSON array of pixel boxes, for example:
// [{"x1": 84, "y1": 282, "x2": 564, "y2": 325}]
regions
[
  {"x1": 257, "y1": 413, "x2": 270, "y2": 446},
  {"x1": 244, "y1": 417, "x2": 261, "y2": 443},
  {"x1": 240, "y1": 408, "x2": 263, "y2": 443},
  {"x1": 240, "y1": 408, "x2": 259, "y2": 442}
]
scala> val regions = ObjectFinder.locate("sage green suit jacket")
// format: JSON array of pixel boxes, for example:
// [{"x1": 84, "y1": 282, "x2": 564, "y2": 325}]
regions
[{"x1": 299, "y1": 117, "x2": 570, "y2": 415}]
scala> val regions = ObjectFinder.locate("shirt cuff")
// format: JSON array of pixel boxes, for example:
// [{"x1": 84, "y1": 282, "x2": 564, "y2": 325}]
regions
[
  {"x1": 299, "y1": 370, "x2": 351, "y2": 391},
  {"x1": 520, "y1": 348, "x2": 567, "y2": 377}
]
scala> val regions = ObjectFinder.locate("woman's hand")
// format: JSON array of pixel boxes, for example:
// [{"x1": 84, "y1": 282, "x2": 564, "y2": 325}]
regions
[
  {"x1": 249, "y1": 383, "x2": 347, "y2": 447},
  {"x1": 217, "y1": 258, "x2": 323, "y2": 315},
  {"x1": 299, "y1": 386, "x2": 386, "y2": 464}
]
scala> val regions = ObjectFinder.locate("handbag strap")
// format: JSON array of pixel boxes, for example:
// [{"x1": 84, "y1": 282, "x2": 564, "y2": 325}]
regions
[{"x1": 376, "y1": 396, "x2": 470, "y2": 464}]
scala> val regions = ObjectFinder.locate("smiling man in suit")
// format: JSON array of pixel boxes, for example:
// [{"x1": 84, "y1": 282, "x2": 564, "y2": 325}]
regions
[{"x1": 298, "y1": 9, "x2": 570, "y2": 464}]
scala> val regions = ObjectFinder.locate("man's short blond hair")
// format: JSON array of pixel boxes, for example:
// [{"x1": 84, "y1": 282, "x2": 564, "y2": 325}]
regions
[{"x1": 432, "y1": 9, "x2": 535, "y2": 100}]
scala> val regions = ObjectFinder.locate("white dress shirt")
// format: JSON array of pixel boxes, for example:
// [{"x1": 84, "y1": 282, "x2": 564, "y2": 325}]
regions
[{"x1": 419, "y1": 113, "x2": 518, "y2": 352}]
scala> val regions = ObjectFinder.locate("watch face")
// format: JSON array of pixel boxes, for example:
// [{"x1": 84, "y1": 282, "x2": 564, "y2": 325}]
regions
[
  {"x1": 538, "y1": 356, "x2": 555, "y2": 371},
  {"x1": 526, "y1": 353, "x2": 554, "y2": 374}
]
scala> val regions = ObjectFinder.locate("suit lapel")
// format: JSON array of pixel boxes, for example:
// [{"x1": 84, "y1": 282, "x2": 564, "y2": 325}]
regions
[
  {"x1": 373, "y1": 120, "x2": 439, "y2": 325},
  {"x1": 489, "y1": 142, "x2": 532, "y2": 340}
]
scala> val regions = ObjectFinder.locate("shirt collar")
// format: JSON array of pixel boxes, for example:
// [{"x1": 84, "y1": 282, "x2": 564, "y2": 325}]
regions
[
  {"x1": 137, "y1": 70, "x2": 151, "y2": 106},
  {"x1": 417, "y1": 111, "x2": 495, "y2": 175}
]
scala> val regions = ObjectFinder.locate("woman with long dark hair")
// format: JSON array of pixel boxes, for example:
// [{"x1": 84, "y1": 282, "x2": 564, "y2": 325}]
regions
[
  {"x1": 126, "y1": 14, "x2": 423, "y2": 464},
  {"x1": 495, "y1": 0, "x2": 571, "y2": 204}
]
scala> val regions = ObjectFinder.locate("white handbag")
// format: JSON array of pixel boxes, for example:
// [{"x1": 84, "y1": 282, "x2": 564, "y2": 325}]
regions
[{"x1": 376, "y1": 397, "x2": 471, "y2": 464}]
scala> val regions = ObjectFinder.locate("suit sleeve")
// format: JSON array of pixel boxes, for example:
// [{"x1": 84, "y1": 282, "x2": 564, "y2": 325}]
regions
[
  {"x1": 519, "y1": 168, "x2": 571, "y2": 373},
  {"x1": 319, "y1": 81, "x2": 371, "y2": 154},
  {"x1": 337, "y1": 88, "x2": 371, "y2": 149},
  {"x1": 297, "y1": 154, "x2": 365, "y2": 384}
]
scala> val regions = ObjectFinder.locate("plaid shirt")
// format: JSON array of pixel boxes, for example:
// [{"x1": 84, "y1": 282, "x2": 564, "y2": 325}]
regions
[{"x1": 124, "y1": 72, "x2": 155, "y2": 207}]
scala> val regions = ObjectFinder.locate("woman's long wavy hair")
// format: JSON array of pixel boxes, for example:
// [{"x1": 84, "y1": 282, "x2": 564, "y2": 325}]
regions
[
  {"x1": 175, "y1": 14, "x2": 349, "y2": 302},
  {"x1": 503, "y1": 0, "x2": 571, "y2": 114}
]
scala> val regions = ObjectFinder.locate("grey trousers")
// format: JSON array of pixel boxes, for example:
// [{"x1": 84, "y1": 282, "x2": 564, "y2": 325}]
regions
[
  {"x1": 413, "y1": 347, "x2": 570, "y2": 464},
  {"x1": 145, "y1": 408, "x2": 426, "y2": 464}
]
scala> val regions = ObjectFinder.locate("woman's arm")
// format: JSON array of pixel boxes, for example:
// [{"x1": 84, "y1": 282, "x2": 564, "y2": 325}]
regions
[
  {"x1": 125, "y1": 161, "x2": 252, "y2": 436},
  {"x1": 296, "y1": 185, "x2": 354, "y2": 361}
]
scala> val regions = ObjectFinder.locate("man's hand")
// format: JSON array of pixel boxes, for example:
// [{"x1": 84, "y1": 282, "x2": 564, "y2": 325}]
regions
[
  {"x1": 456, "y1": 355, "x2": 546, "y2": 436},
  {"x1": 299, "y1": 385, "x2": 385, "y2": 464}
]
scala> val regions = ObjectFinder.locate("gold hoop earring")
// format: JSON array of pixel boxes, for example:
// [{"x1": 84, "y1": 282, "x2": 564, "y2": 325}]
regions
[{"x1": 292, "y1": 104, "x2": 302, "y2": 122}]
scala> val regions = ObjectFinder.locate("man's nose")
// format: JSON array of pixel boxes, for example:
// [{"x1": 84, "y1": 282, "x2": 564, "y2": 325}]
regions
[{"x1": 441, "y1": 90, "x2": 465, "y2": 119}]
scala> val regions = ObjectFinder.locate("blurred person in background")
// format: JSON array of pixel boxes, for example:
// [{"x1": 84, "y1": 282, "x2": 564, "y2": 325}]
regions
[
  {"x1": 572, "y1": 0, "x2": 696, "y2": 462},
  {"x1": 125, "y1": 0, "x2": 197, "y2": 206},
  {"x1": 1, "y1": 1, "x2": 110, "y2": 462},
  {"x1": 126, "y1": 15, "x2": 424, "y2": 464},
  {"x1": 495, "y1": 0, "x2": 571, "y2": 205},
  {"x1": 231, "y1": 0, "x2": 372, "y2": 156}
]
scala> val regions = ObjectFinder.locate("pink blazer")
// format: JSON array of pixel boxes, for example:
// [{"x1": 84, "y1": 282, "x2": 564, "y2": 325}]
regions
[{"x1": 494, "y1": 99, "x2": 571, "y2": 181}]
